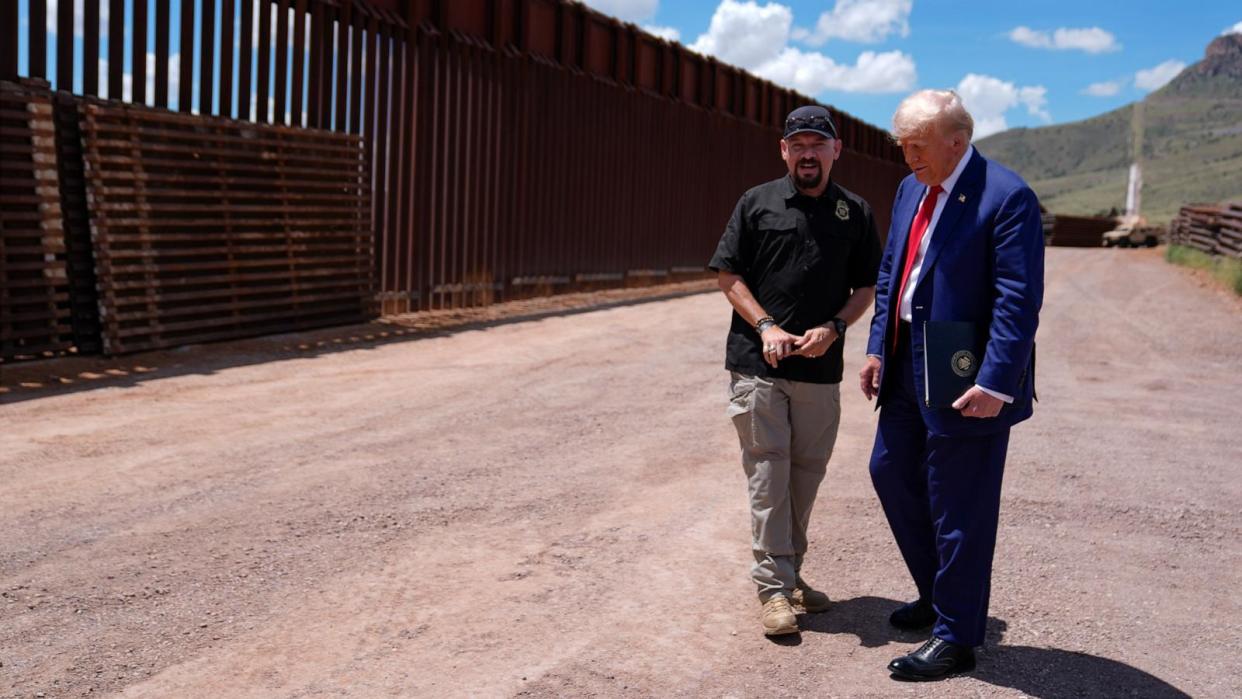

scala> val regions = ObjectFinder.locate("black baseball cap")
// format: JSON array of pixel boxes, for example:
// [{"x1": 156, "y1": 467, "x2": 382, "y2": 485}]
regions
[{"x1": 784, "y1": 105, "x2": 837, "y2": 140}]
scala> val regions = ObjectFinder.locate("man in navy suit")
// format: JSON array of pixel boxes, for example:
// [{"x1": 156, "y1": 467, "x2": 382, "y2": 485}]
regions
[{"x1": 858, "y1": 89, "x2": 1044, "y2": 680}]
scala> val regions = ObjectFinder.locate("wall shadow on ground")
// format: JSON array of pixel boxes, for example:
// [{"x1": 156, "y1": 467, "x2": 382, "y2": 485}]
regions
[{"x1": 1, "y1": 284, "x2": 716, "y2": 406}]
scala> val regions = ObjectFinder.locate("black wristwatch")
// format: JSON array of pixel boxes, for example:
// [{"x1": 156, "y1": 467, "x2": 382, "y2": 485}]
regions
[{"x1": 828, "y1": 317, "x2": 846, "y2": 336}]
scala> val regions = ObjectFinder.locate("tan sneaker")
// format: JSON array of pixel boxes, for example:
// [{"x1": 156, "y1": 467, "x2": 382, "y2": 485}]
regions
[
  {"x1": 761, "y1": 595, "x2": 799, "y2": 636},
  {"x1": 792, "y1": 580, "x2": 830, "y2": 613}
]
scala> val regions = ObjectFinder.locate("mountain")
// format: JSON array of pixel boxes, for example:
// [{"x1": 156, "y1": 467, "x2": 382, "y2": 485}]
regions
[{"x1": 977, "y1": 33, "x2": 1242, "y2": 224}]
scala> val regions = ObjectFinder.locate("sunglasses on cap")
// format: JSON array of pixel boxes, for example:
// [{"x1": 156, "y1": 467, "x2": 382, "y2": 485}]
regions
[{"x1": 784, "y1": 115, "x2": 837, "y2": 139}]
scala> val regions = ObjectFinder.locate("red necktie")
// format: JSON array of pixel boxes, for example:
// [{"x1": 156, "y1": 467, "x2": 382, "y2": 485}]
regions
[{"x1": 892, "y1": 185, "x2": 943, "y2": 350}]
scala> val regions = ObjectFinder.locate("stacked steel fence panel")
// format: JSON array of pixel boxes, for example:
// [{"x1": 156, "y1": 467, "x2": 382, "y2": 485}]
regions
[
  {"x1": 1, "y1": 80, "x2": 73, "y2": 362},
  {"x1": 1048, "y1": 214, "x2": 1115, "y2": 247},
  {"x1": 79, "y1": 102, "x2": 373, "y2": 355}
]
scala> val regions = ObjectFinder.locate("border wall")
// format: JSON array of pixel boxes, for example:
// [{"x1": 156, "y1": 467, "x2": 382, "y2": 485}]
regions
[{"x1": 2, "y1": 0, "x2": 908, "y2": 361}]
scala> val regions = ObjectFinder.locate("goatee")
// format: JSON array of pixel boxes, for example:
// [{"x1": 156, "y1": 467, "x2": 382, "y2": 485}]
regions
[{"x1": 795, "y1": 171, "x2": 823, "y2": 189}]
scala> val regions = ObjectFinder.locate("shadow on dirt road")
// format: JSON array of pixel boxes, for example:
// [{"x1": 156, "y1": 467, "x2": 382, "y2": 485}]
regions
[
  {"x1": 976, "y1": 645, "x2": 1191, "y2": 698},
  {"x1": 796, "y1": 596, "x2": 1189, "y2": 697}
]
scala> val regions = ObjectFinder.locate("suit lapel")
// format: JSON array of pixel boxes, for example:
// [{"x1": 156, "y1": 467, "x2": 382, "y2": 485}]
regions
[{"x1": 915, "y1": 149, "x2": 985, "y2": 288}]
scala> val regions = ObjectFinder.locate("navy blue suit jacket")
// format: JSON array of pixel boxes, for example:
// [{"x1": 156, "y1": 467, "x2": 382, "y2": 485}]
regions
[{"x1": 866, "y1": 148, "x2": 1044, "y2": 437}]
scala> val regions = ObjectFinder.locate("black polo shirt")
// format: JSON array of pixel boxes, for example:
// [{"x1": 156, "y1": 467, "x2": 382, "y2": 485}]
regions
[{"x1": 708, "y1": 175, "x2": 881, "y2": 384}]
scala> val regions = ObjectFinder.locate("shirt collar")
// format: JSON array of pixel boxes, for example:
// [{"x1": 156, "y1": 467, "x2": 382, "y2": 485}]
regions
[{"x1": 932, "y1": 144, "x2": 973, "y2": 197}]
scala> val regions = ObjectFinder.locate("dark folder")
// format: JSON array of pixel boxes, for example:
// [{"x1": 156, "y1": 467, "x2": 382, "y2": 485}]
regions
[{"x1": 922, "y1": 321, "x2": 987, "y2": 408}]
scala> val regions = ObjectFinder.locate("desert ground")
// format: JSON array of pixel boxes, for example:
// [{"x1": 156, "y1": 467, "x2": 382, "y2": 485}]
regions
[{"x1": 2, "y1": 247, "x2": 1240, "y2": 698}]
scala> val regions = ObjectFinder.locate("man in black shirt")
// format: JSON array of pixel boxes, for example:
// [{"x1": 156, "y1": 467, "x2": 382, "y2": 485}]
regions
[{"x1": 708, "y1": 105, "x2": 881, "y2": 636}]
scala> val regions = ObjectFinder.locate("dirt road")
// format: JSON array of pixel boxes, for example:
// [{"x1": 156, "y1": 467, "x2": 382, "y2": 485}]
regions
[{"x1": 2, "y1": 248, "x2": 1240, "y2": 698}]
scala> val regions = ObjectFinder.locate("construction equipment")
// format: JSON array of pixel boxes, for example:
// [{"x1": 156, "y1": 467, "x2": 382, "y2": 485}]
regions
[{"x1": 1102, "y1": 215, "x2": 1160, "y2": 247}]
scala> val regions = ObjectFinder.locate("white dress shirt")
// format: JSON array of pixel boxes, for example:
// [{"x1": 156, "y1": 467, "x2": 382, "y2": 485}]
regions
[{"x1": 891, "y1": 145, "x2": 1013, "y2": 404}]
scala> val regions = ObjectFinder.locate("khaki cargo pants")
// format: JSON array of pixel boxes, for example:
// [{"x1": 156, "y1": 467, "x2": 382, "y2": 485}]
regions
[{"x1": 727, "y1": 371, "x2": 841, "y2": 602}]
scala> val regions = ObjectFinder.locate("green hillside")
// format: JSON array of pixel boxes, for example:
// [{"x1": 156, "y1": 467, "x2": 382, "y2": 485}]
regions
[{"x1": 977, "y1": 33, "x2": 1242, "y2": 224}]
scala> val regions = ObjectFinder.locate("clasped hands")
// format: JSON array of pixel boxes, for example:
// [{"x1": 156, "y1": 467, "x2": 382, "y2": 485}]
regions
[
  {"x1": 760, "y1": 325, "x2": 837, "y2": 367},
  {"x1": 858, "y1": 357, "x2": 1003, "y2": 418}
]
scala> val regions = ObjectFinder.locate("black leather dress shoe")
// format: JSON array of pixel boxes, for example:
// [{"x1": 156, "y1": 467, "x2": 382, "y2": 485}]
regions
[
  {"x1": 888, "y1": 637, "x2": 976, "y2": 680},
  {"x1": 888, "y1": 598, "x2": 936, "y2": 630}
]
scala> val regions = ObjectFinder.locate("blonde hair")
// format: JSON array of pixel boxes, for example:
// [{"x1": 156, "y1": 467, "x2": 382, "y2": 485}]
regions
[{"x1": 891, "y1": 89, "x2": 974, "y2": 143}]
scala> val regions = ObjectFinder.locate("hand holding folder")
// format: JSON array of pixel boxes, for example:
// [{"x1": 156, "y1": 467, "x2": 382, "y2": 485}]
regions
[{"x1": 922, "y1": 321, "x2": 988, "y2": 409}]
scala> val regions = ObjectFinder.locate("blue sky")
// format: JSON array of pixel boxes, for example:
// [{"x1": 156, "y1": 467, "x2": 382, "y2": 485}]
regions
[
  {"x1": 585, "y1": 0, "x2": 1242, "y2": 137},
  {"x1": 15, "y1": 0, "x2": 1242, "y2": 137}
]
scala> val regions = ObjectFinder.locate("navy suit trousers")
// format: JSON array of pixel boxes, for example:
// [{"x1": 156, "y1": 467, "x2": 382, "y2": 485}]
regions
[{"x1": 869, "y1": 328, "x2": 1009, "y2": 647}]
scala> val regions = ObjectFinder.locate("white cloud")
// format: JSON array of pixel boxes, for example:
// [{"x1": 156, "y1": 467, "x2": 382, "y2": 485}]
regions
[
  {"x1": 688, "y1": 0, "x2": 916, "y2": 95},
  {"x1": 96, "y1": 58, "x2": 136, "y2": 102},
  {"x1": 1017, "y1": 85, "x2": 1050, "y2": 121},
  {"x1": 244, "y1": 95, "x2": 301, "y2": 126},
  {"x1": 255, "y1": 3, "x2": 270, "y2": 46},
  {"x1": 1008, "y1": 26, "x2": 1119, "y2": 53},
  {"x1": 46, "y1": 0, "x2": 108, "y2": 39},
  {"x1": 1078, "y1": 59, "x2": 1187, "y2": 99},
  {"x1": 107, "y1": 53, "x2": 183, "y2": 109},
  {"x1": 91, "y1": 0, "x2": 109, "y2": 39},
  {"x1": 97, "y1": 59, "x2": 116, "y2": 99},
  {"x1": 1223, "y1": 21, "x2": 1242, "y2": 36},
  {"x1": 1082, "y1": 79, "x2": 1124, "y2": 97},
  {"x1": 248, "y1": 5, "x2": 309, "y2": 56},
  {"x1": 798, "y1": 0, "x2": 912, "y2": 45},
  {"x1": 1134, "y1": 59, "x2": 1185, "y2": 91},
  {"x1": 642, "y1": 24, "x2": 681, "y2": 42},
  {"x1": 147, "y1": 53, "x2": 182, "y2": 108},
  {"x1": 580, "y1": 0, "x2": 659, "y2": 23},
  {"x1": 1007, "y1": 27, "x2": 1046, "y2": 48},
  {"x1": 756, "y1": 47, "x2": 915, "y2": 94},
  {"x1": 956, "y1": 73, "x2": 1051, "y2": 139},
  {"x1": 250, "y1": 94, "x2": 275, "y2": 122},
  {"x1": 689, "y1": 0, "x2": 792, "y2": 69}
]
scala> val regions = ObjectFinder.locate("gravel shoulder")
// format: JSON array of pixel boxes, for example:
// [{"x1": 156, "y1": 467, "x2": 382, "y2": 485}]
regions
[{"x1": 2, "y1": 248, "x2": 1239, "y2": 698}]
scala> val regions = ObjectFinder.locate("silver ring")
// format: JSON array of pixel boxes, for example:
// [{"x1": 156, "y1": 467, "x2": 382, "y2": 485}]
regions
[{"x1": 764, "y1": 345, "x2": 774, "y2": 351}]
